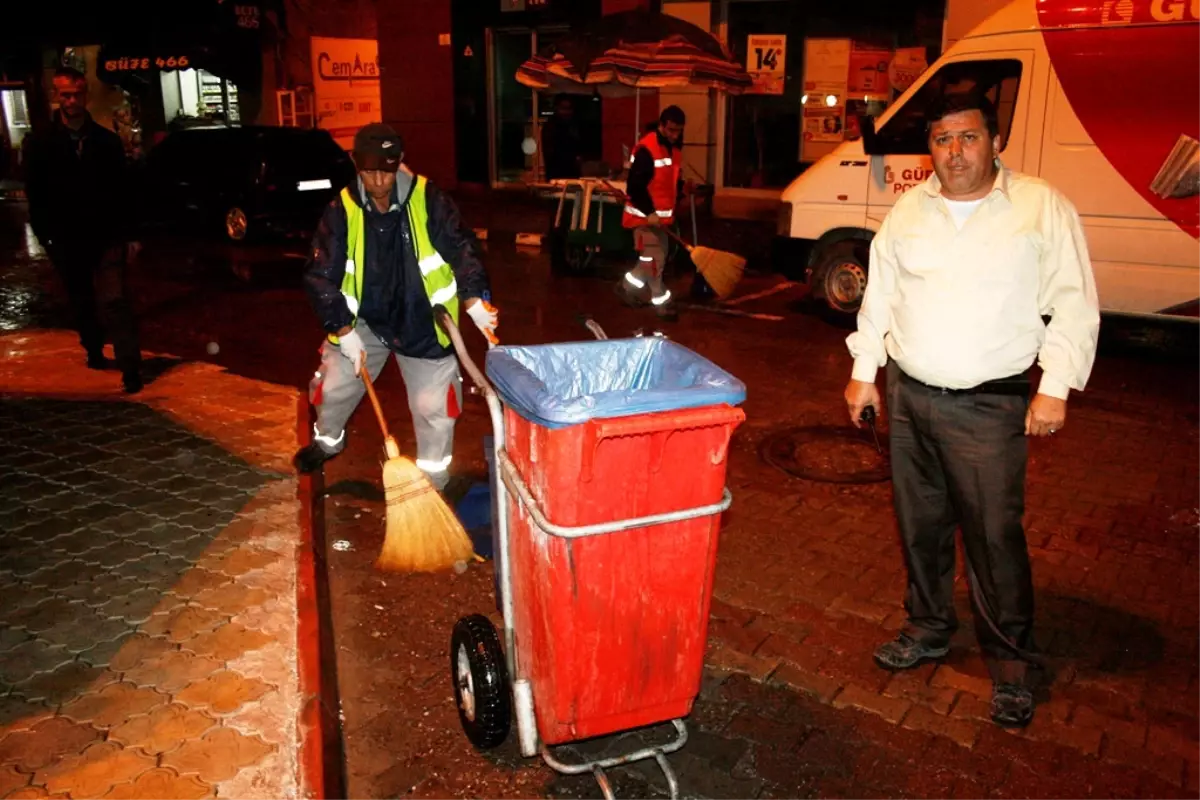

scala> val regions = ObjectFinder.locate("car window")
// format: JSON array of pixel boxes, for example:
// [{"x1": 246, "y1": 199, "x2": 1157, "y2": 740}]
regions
[
  {"x1": 873, "y1": 59, "x2": 1024, "y2": 155},
  {"x1": 257, "y1": 130, "x2": 354, "y2": 186}
]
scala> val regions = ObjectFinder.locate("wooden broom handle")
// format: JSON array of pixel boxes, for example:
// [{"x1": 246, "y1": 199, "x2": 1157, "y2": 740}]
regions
[
  {"x1": 596, "y1": 178, "x2": 694, "y2": 252},
  {"x1": 360, "y1": 357, "x2": 390, "y2": 440}
]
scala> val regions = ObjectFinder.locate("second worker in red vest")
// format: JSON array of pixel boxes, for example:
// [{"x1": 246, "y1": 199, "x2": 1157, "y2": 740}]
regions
[{"x1": 618, "y1": 106, "x2": 686, "y2": 321}]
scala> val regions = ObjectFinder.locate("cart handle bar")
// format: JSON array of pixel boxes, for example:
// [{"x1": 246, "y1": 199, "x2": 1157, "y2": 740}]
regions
[{"x1": 499, "y1": 450, "x2": 732, "y2": 539}]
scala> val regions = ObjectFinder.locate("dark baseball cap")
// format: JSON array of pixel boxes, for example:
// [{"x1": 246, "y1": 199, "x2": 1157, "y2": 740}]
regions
[{"x1": 353, "y1": 123, "x2": 403, "y2": 171}]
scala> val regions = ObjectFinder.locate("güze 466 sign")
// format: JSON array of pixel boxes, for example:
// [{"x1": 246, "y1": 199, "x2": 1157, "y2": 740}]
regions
[{"x1": 104, "y1": 55, "x2": 191, "y2": 72}]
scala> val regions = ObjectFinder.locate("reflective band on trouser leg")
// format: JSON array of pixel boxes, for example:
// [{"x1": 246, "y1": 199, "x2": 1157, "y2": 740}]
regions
[
  {"x1": 624, "y1": 205, "x2": 646, "y2": 218},
  {"x1": 343, "y1": 294, "x2": 360, "y2": 315},
  {"x1": 624, "y1": 272, "x2": 646, "y2": 289},
  {"x1": 415, "y1": 456, "x2": 452, "y2": 474},
  {"x1": 652, "y1": 289, "x2": 673, "y2": 306},
  {"x1": 656, "y1": 209, "x2": 674, "y2": 218},
  {"x1": 312, "y1": 424, "x2": 345, "y2": 450}
]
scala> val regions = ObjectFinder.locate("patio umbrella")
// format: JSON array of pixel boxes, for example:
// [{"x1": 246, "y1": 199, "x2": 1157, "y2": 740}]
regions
[{"x1": 516, "y1": 9, "x2": 752, "y2": 137}]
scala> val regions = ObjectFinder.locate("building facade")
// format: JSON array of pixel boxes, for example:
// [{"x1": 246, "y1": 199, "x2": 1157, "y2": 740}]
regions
[{"x1": 376, "y1": 0, "x2": 946, "y2": 217}]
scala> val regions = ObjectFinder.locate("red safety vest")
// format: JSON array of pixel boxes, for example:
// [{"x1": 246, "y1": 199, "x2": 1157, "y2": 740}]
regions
[{"x1": 622, "y1": 132, "x2": 681, "y2": 229}]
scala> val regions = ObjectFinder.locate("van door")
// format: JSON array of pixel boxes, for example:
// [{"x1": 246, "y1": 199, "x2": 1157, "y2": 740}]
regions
[{"x1": 865, "y1": 53, "x2": 1034, "y2": 227}]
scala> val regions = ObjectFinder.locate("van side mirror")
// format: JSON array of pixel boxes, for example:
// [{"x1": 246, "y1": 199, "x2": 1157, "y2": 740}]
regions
[{"x1": 859, "y1": 114, "x2": 883, "y2": 156}]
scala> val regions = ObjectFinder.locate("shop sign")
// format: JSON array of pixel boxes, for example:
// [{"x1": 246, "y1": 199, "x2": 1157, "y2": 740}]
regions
[
  {"x1": 234, "y1": 4, "x2": 260, "y2": 29},
  {"x1": 104, "y1": 55, "x2": 191, "y2": 73},
  {"x1": 745, "y1": 34, "x2": 786, "y2": 95},
  {"x1": 311, "y1": 37, "x2": 383, "y2": 150},
  {"x1": 888, "y1": 48, "x2": 928, "y2": 94}
]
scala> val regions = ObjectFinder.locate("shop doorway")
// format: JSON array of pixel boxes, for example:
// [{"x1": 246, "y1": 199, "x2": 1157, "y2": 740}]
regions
[
  {"x1": 487, "y1": 26, "x2": 601, "y2": 187},
  {"x1": 1, "y1": 87, "x2": 31, "y2": 181}
]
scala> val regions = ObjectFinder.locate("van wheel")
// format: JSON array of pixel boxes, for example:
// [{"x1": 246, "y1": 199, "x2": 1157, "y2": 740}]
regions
[{"x1": 812, "y1": 240, "x2": 870, "y2": 315}]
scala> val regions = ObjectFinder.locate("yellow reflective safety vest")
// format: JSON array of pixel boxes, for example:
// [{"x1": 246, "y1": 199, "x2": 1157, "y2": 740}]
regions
[{"x1": 329, "y1": 175, "x2": 460, "y2": 349}]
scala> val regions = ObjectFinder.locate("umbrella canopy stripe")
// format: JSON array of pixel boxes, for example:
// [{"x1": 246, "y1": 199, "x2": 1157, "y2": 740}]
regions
[{"x1": 516, "y1": 10, "x2": 753, "y2": 96}]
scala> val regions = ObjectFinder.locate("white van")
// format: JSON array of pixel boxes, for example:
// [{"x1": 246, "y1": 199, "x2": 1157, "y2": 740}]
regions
[{"x1": 777, "y1": 0, "x2": 1199, "y2": 320}]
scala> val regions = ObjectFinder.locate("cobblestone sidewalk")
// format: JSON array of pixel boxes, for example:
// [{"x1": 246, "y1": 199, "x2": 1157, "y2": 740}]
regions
[{"x1": 0, "y1": 331, "x2": 308, "y2": 799}]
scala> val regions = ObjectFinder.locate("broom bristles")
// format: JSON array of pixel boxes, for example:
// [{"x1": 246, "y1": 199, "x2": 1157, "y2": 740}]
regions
[
  {"x1": 375, "y1": 455, "x2": 475, "y2": 573},
  {"x1": 692, "y1": 246, "x2": 746, "y2": 299}
]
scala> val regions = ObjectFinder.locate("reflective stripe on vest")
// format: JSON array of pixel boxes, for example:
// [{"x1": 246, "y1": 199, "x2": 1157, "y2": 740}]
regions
[
  {"x1": 622, "y1": 131, "x2": 682, "y2": 228},
  {"x1": 329, "y1": 176, "x2": 460, "y2": 348}
]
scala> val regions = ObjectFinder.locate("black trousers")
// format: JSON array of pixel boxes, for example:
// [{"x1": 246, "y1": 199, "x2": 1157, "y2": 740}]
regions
[
  {"x1": 51, "y1": 244, "x2": 141, "y2": 375},
  {"x1": 887, "y1": 362, "x2": 1040, "y2": 685}
]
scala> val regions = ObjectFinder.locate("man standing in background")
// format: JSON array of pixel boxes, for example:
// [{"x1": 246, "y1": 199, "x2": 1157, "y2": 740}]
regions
[{"x1": 23, "y1": 67, "x2": 142, "y2": 393}]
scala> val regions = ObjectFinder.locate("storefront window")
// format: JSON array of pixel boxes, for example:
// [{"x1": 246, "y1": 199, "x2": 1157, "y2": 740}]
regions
[
  {"x1": 721, "y1": 0, "x2": 944, "y2": 190},
  {"x1": 724, "y1": 0, "x2": 802, "y2": 189},
  {"x1": 489, "y1": 27, "x2": 601, "y2": 185}
]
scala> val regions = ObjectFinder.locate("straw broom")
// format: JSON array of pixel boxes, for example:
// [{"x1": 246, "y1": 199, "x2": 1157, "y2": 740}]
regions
[
  {"x1": 597, "y1": 179, "x2": 747, "y2": 299},
  {"x1": 360, "y1": 360, "x2": 474, "y2": 573},
  {"x1": 668, "y1": 232, "x2": 746, "y2": 300}
]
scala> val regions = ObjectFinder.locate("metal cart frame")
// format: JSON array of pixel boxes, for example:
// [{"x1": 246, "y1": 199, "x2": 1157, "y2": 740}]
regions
[{"x1": 439, "y1": 311, "x2": 733, "y2": 800}]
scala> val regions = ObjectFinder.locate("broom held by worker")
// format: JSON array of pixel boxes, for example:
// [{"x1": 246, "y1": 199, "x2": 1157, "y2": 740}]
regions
[
  {"x1": 294, "y1": 123, "x2": 496, "y2": 491},
  {"x1": 618, "y1": 106, "x2": 687, "y2": 320}
]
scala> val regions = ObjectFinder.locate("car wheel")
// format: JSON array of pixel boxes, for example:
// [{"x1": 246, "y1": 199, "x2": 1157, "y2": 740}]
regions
[
  {"x1": 812, "y1": 240, "x2": 870, "y2": 315},
  {"x1": 224, "y1": 206, "x2": 250, "y2": 242}
]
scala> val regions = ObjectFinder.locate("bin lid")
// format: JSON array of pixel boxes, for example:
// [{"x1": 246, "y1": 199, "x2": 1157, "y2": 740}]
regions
[{"x1": 484, "y1": 337, "x2": 746, "y2": 429}]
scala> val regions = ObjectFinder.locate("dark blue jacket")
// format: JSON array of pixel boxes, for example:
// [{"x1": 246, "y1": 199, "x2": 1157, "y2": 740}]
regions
[{"x1": 303, "y1": 174, "x2": 489, "y2": 359}]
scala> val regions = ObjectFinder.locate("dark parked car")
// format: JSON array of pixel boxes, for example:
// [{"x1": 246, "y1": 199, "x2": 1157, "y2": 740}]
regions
[{"x1": 142, "y1": 126, "x2": 356, "y2": 242}]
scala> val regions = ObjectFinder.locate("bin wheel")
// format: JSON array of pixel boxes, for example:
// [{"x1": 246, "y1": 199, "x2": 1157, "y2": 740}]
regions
[{"x1": 450, "y1": 614, "x2": 511, "y2": 750}]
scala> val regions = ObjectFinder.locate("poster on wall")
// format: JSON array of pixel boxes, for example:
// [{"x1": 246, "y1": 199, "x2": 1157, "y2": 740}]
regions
[
  {"x1": 847, "y1": 45, "x2": 891, "y2": 97},
  {"x1": 310, "y1": 37, "x2": 382, "y2": 151},
  {"x1": 888, "y1": 47, "x2": 929, "y2": 98},
  {"x1": 746, "y1": 34, "x2": 786, "y2": 95},
  {"x1": 800, "y1": 38, "x2": 850, "y2": 162}
]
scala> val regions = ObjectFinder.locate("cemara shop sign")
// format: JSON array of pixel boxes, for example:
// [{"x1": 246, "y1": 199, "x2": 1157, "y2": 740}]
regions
[
  {"x1": 315, "y1": 44, "x2": 380, "y2": 82},
  {"x1": 310, "y1": 37, "x2": 382, "y2": 150}
]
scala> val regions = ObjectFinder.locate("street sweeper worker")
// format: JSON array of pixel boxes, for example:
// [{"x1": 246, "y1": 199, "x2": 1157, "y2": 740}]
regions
[
  {"x1": 294, "y1": 123, "x2": 497, "y2": 491},
  {"x1": 617, "y1": 105, "x2": 686, "y2": 321}
]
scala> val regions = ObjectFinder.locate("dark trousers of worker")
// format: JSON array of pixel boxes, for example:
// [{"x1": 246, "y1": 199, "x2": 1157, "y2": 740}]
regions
[
  {"x1": 51, "y1": 243, "x2": 141, "y2": 375},
  {"x1": 887, "y1": 362, "x2": 1040, "y2": 686}
]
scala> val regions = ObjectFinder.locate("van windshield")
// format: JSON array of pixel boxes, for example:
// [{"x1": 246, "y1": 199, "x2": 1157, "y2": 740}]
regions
[{"x1": 873, "y1": 59, "x2": 1024, "y2": 155}]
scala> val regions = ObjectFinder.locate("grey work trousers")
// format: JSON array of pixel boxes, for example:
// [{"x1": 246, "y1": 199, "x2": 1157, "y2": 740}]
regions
[
  {"x1": 312, "y1": 322, "x2": 461, "y2": 490},
  {"x1": 624, "y1": 225, "x2": 670, "y2": 303}
]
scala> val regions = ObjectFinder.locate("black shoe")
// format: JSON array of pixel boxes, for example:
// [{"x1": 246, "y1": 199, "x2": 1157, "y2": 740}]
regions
[
  {"x1": 873, "y1": 633, "x2": 950, "y2": 671},
  {"x1": 122, "y1": 372, "x2": 143, "y2": 394},
  {"x1": 615, "y1": 280, "x2": 650, "y2": 308},
  {"x1": 294, "y1": 442, "x2": 336, "y2": 474},
  {"x1": 88, "y1": 353, "x2": 114, "y2": 370},
  {"x1": 990, "y1": 683, "x2": 1035, "y2": 728},
  {"x1": 440, "y1": 475, "x2": 473, "y2": 506},
  {"x1": 654, "y1": 302, "x2": 679, "y2": 322}
]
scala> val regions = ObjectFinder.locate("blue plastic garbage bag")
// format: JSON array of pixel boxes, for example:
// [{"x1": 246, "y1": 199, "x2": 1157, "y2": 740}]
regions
[{"x1": 484, "y1": 337, "x2": 746, "y2": 429}]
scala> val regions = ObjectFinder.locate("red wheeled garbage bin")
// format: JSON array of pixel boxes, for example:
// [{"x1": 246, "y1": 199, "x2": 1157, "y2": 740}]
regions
[{"x1": 504, "y1": 401, "x2": 744, "y2": 743}]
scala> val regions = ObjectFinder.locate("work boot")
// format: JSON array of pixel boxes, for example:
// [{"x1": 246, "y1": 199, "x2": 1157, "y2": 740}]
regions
[
  {"x1": 873, "y1": 633, "x2": 949, "y2": 671},
  {"x1": 653, "y1": 300, "x2": 679, "y2": 322},
  {"x1": 615, "y1": 277, "x2": 650, "y2": 308},
  {"x1": 990, "y1": 683, "x2": 1035, "y2": 728},
  {"x1": 294, "y1": 442, "x2": 337, "y2": 474}
]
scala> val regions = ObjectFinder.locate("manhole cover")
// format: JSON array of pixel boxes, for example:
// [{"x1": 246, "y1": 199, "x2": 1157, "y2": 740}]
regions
[{"x1": 760, "y1": 426, "x2": 891, "y2": 484}]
